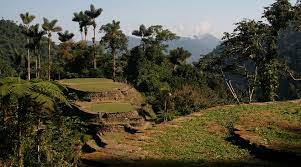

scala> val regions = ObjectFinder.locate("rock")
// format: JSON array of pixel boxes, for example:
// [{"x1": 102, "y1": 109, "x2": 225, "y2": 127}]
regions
[
  {"x1": 94, "y1": 133, "x2": 108, "y2": 148},
  {"x1": 124, "y1": 124, "x2": 140, "y2": 134},
  {"x1": 82, "y1": 140, "x2": 102, "y2": 153}
]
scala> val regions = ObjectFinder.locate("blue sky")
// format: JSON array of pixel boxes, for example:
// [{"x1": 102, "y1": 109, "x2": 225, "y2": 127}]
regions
[{"x1": 0, "y1": 0, "x2": 298, "y2": 40}]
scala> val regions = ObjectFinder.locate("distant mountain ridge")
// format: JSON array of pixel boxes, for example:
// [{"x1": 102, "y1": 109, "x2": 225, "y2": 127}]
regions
[{"x1": 127, "y1": 33, "x2": 221, "y2": 62}]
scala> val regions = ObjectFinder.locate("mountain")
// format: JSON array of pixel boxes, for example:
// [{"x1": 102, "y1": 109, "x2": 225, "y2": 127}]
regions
[{"x1": 127, "y1": 34, "x2": 221, "y2": 62}]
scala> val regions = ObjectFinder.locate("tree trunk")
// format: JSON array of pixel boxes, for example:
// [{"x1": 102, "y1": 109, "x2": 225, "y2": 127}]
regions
[
  {"x1": 37, "y1": 117, "x2": 41, "y2": 165},
  {"x1": 93, "y1": 27, "x2": 97, "y2": 69},
  {"x1": 17, "y1": 106, "x2": 23, "y2": 167},
  {"x1": 84, "y1": 27, "x2": 87, "y2": 42},
  {"x1": 221, "y1": 69, "x2": 240, "y2": 104},
  {"x1": 248, "y1": 67, "x2": 258, "y2": 103},
  {"x1": 164, "y1": 99, "x2": 167, "y2": 122},
  {"x1": 27, "y1": 38, "x2": 31, "y2": 81},
  {"x1": 112, "y1": 48, "x2": 116, "y2": 82},
  {"x1": 173, "y1": 64, "x2": 177, "y2": 71},
  {"x1": 38, "y1": 53, "x2": 41, "y2": 79},
  {"x1": 35, "y1": 47, "x2": 38, "y2": 79},
  {"x1": 80, "y1": 31, "x2": 83, "y2": 41},
  {"x1": 48, "y1": 36, "x2": 51, "y2": 81}
]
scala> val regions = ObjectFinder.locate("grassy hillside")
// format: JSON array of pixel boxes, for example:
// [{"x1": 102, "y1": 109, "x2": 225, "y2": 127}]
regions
[
  {"x1": 82, "y1": 101, "x2": 301, "y2": 166},
  {"x1": 142, "y1": 101, "x2": 301, "y2": 164}
]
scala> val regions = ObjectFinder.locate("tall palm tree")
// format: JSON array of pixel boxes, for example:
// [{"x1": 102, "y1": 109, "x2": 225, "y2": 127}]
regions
[
  {"x1": 72, "y1": 12, "x2": 84, "y2": 40},
  {"x1": 24, "y1": 24, "x2": 46, "y2": 79},
  {"x1": 20, "y1": 12, "x2": 35, "y2": 80},
  {"x1": 58, "y1": 30, "x2": 74, "y2": 43},
  {"x1": 57, "y1": 31, "x2": 74, "y2": 60},
  {"x1": 42, "y1": 18, "x2": 62, "y2": 81},
  {"x1": 100, "y1": 20, "x2": 128, "y2": 82},
  {"x1": 72, "y1": 11, "x2": 92, "y2": 41},
  {"x1": 85, "y1": 4, "x2": 103, "y2": 69},
  {"x1": 132, "y1": 24, "x2": 153, "y2": 50}
]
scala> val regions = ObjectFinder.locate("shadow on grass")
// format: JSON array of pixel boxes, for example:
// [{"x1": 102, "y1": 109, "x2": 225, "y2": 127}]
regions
[
  {"x1": 80, "y1": 158, "x2": 296, "y2": 167},
  {"x1": 226, "y1": 128, "x2": 301, "y2": 164}
]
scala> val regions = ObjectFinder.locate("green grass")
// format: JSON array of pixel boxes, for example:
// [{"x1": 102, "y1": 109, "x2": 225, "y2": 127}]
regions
[
  {"x1": 88, "y1": 103, "x2": 134, "y2": 113},
  {"x1": 141, "y1": 102, "x2": 301, "y2": 165},
  {"x1": 144, "y1": 106, "x2": 249, "y2": 161},
  {"x1": 59, "y1": 78, "x2": 124, "y2": 92}
]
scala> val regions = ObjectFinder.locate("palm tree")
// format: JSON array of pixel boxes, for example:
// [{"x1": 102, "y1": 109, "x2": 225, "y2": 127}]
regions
[
  {"x1": 57, "y1": 31, "x2": 74, "y2": 79},
  {"x1": 20, "y1": 12, "x2": 35, "y2": 80},
  {"x1": 100, "y1": 20, "x2": 128, "y2": 82},
  {"x1": 42, "y1": 18, "x2": 62, "y2": 81},
  {"x1": 24, "y1": 24, "x2": 46, "y2": 79},
  {"x1": 132, "y1": 24, "x2": 153, "y2": 50},
  {"x1": 72, "y1": 11, "x2": 92, "y2": 41},
  {"x1": 58, "y1": 30, "x2": 74, "y2": 43},
  {"x1": 57, "y1": 31, "x2": 74, "y2": 60},
  {"x1": 85, "y1": 4, "x2": 103, "y2": 69},
  {"x1": 72, "y1": 12, "x2": 84, "y2": 40},
  {"x1": 168, "y1": 47, "x2": 191, "y2": 71}
]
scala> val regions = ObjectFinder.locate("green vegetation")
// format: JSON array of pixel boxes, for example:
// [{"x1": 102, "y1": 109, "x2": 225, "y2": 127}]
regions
[
  {"x1": 140, "y1": 102, "x2": 301, "y2": 165},
  {"x1": 0, "y1": 77, "x2": 81, "y2": 166},
  {"x1": 59, "y1": 78, "x2": 123, "y2": 92},
  {"x1": 89, "y1": 103, "x2": 134, "y2": 113}
]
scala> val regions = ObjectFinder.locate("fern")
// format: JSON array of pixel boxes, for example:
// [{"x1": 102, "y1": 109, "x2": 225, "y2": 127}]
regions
[
  {"x1": 31, "y1": 81, "x2": 71, "y2": 107},
  {"x1": 0, "y1": 77, "x2": 71, "y2": 112}
]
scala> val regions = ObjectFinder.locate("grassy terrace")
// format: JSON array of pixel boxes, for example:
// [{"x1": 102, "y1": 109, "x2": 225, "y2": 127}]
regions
[
  {"x1": 75, "y1": 102, "x2": 135, "y2": 114},
  {"x1": 59, "y1": 78, "x2": 124, "y2": 92},
  {"x1": 88, "y1": 102, "x2": 134, "y2": 113}
]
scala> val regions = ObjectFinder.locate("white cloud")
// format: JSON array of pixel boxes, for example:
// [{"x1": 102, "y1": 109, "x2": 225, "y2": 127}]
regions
[{"x1": 171, "y1": 21, "x2": 213, "y2": 37}]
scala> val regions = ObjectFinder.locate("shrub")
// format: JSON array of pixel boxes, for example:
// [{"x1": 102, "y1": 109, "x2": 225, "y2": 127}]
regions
[{"x1": 173, "y1": 85, "x2": 218, "y2": 115}]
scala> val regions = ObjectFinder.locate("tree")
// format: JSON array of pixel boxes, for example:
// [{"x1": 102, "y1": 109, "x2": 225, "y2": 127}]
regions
[
  {"x1": 42, "y1": 18, "x2": 62, "y2": 81},
  {"x1": 23, "y1": 24, "x2": 46, "y2": 79},
  {"x1": 146, "y1": 25, "x2": 178, "y2": 50},
  {"x1": 57, "y1": 30, "x2": 74, "y2": 60},
  {"x1": 160, "y1": 87, "x2": 172, "y2": 122},
  {"x1": 58, "y1": 30, "x2": 74, "y2": 43},
  {"x1": 261, "y1": 0, "x2": 293, "y2": 101},
  {"x1": 10, "y1": 48, "x2": 24, "y2": 79},
  {"x1": 85, "y1": 4, "x2": 103, "y2": 69},
  {"x1": 168, "y1": 47, "x2": 191, "y2": 71},
  {"x1": 100, "y1": 20, "x2": 128, "y2": 82},
  {"x1": 72, "y1": 11, "x2": 92, "y2": 41},
  {"x1": 221, "y1": 0, "x2": 295, "y2": 102},
  {"x1": 0, "y1": 77, "x2": 70, "y2": 166},
  {"x1": 20, "y1": 12, "x2": 35, "y2": 80},
  {"x1": 132, "y1": 24, "x2": 153, "y2": 50},
  {"x1": 222, "y1": 20, "x2": 268, "y2": 102},
  {"x1": 293, "y1": 1, "x2": 301, "y2": 30},
  {"x1": 263, "y1": 0, "x2": 293, "y2": 34}
]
